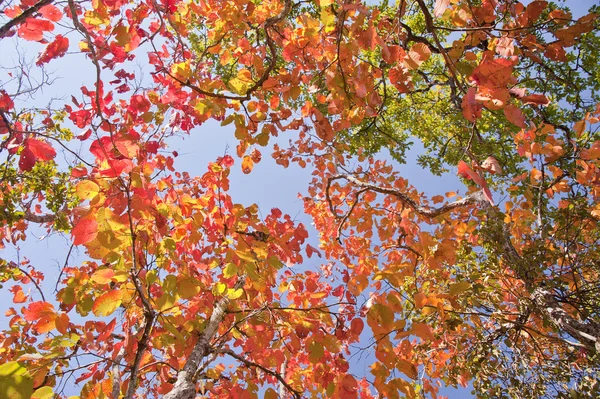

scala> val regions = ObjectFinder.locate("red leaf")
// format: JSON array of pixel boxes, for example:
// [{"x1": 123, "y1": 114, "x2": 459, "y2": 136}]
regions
[
  {"x1": 72, "y1": 218, "x2": 98, "y2": 245},
  {"x1": 350, "y1": 318, "x2": 364, "y2": 336},
  {"x1": 389, "y1": 65, "x2": 413, "y2": 93},
  {"x1": 470, "y1": 58, "x2": 515, "y2": 88},
  {"x1": 25, "y1": 138, "x2": 56, "y2": 161},
  {"x1": 19, "y1": 148, "x2": 36, "y2": 171},
  {"x1": 359, "y1": 25, "x2": 379, "y2": 51},
  {"x1": 36, "y1": 34, "x2": 69, "y2": 66},
  {"x1": 4, "y1": 6, "x2": 22, "y2": 18},
  {"x1": 521, "y1": 94, "x2": 550, "y2": 106},
  {"x1": 23, "y1": 301, "x2": 55, "y2": 322},
  {"x1": 381, "y1": 44, "x2": 401, "y2": 64},
  {"x1": 129, "y1": 94, "x2": 151, "y2": 113},
  {"x1": 76, "y1": 128, "x2": 92, "y2": 141},
  {"x1": 341, "y1": 374, "x2": 358, "y2": 394},
  {"x1": 457, "y1": 160, "x2": 494, "y2": 205},
  {"x1": 461, "y1": 87, "x2": 482, "y2": 122},
  {"x1": 0, "y1": 90, "x2": 14, "y2": 111},
  {"x1": 39, "y1": 4, "x2": 63, "y2": 22},
  {"x1": 504, "y1": 104, "x2": 527, "y2": 128},
  {"x1": 71, "y1": 166, "x2": 88, "y2": 178},
  {"x1": 17, "y1": 18, "x2": 54, "y2": 41},
  {"x1": 524, "y1": 0, "x2": 548, "y2": 23}
]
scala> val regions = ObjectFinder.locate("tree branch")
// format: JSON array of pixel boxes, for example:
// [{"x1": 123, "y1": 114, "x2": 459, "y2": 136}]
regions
[
  {"x1": 0, "y1": 0, "x2": 53, "y2": 39},
  {"x1": 218, "y1": 349, "x2": 302, "y2": 399},
  {"x1": 331, "y1": 173, "x2": 488, "y2": 218},
  {"x1": 163, "y1": 278, "x2": 245, "y2": 399}
]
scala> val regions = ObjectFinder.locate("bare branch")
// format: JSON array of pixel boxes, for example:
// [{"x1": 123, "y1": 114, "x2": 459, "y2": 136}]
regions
[{"x1": 331, "y1": 173, "x2": 488, "y2": 218}]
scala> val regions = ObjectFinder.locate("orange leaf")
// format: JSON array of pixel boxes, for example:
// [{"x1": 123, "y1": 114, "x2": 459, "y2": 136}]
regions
[
  {"x1": 411, "y1": 322, "x2": 435, "y2": 341},
  {"x1": 397, "y1": 359, "x2": 418, "y2": 380},
  {"x1": 23, "y1": 301, "x2": 55, "y2": 322},
  {"x1": 413, "y1": 292, "x2": 427, "y2": 309},
  {"x1": 521, "y1": 94, "x2": 550, "y2": 106},
  {"x1": 405, "y1": 43, "x2": 431, "y2": 69},
  {"x1": 92, "y1": 290, "x2": 123, "y2": 317},
  {"x1": 241, "y1": 155, "x2": 254, "y2": 174},
  {"x1": 18, "y1": 18, "x2": 54, "y2": 41},
  {"x1": 504, "y1": 104, "x2": 527, "y2": 128}
]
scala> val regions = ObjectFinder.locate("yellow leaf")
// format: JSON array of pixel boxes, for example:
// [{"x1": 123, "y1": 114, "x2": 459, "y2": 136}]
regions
[
  {"x1": 223, "y1": 263, "x2": 237, "y2": 278},
  {"x1": 31, "y1": 386, "x2": 53, "y2": 399},
  {"x1": 449, "y1": 281, "x2": 470, "y2": 295},
  {"x1": 170, "y1": 61, "x2": 191, "y2": 81},
  {"x1": 76, "y1": 180, "x2": 99, "y2": 200},
  {"x1": 229, "y1": 78, "x2": 247, "y2": 95},
  {"x1": 92, "y1": 290, "x2": 122, "y2": 317},
  {"x1": 179, "y1": 278, "x2": 201, "y2": 299},
  {"x1": 213, "y1": 283, "x2": 227, "y2": 296},
  {"x1": 0, "y1": 362, "x2": 34, "y2": 399},
  {"x1": 227, "y1": 288, "x2": 244, "y2": 300}
]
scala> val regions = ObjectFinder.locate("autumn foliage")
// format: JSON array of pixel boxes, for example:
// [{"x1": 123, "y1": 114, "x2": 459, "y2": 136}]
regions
[{"x1": 1, "y1": 0, "x2": 600, "y2": 398}]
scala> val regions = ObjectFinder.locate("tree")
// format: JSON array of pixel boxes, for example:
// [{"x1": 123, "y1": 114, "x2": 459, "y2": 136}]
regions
[{"x1": 0, "y1": 0, "x2": 599, "y2": 398}]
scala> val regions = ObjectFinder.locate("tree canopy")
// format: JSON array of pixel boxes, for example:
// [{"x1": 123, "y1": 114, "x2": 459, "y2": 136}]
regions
[{"x1": 0, "y1": 0, "x2": 599, "y2": 398}]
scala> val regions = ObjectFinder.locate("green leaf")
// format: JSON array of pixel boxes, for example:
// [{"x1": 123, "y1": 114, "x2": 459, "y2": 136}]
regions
[{"x1": 0, "y1": 361, "x2": 34, "y2": 399}]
